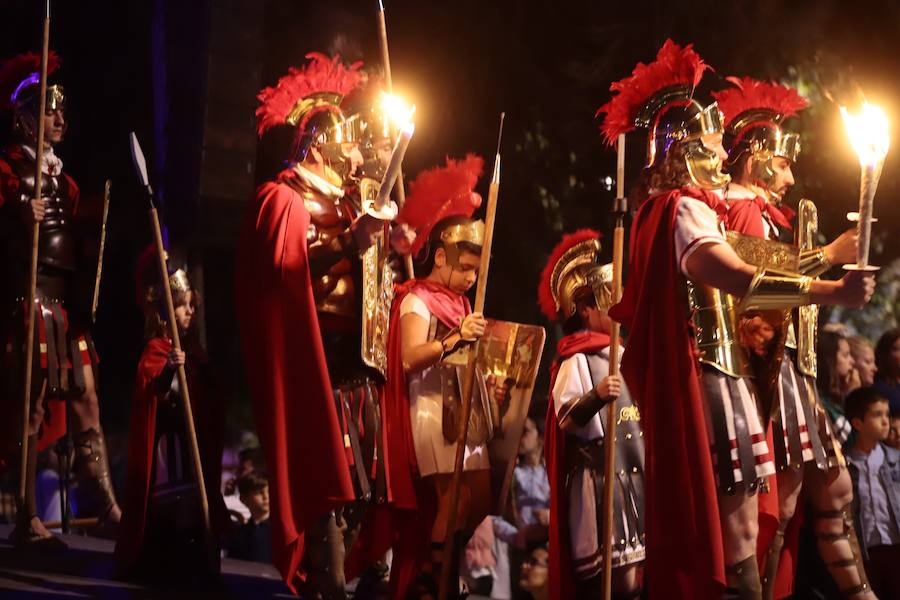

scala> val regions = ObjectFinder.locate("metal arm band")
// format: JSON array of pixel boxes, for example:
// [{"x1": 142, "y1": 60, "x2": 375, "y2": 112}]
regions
[
  {"x1": 558, "y1": 389, "x2": 611, "y2": 430},
  {"x1": 739, "y1": 267, "x2": 812, "y2": 312},
  {"x1": 798, "y1": 247, "x2": 831, "y2": 278}
]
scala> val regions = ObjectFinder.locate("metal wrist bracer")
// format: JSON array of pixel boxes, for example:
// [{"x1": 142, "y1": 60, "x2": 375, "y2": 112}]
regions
[
  {"x1": 798, "y1": 247, "x2": 831, "y2": 278},
  {"x1": 558, "y1": 389, "x2": 611, "y2": 430},
  {"x1": 739, "y1": 267, "x2": 812, "y2": 312}
]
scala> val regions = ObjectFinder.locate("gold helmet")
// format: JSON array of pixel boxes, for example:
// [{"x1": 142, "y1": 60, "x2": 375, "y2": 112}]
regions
[
  {"x1": 255, "y1": 53, "x2": 366, "y2": 179},
  {"x1": 538, "y1": 230, "x2": 612, "y2": 322},
  {"x1": 713, "y1": 77, "x2": 809, "y2": 203},
  {"x1": 399, "y1": 155, "x2": 485, "y2": 269},
  {"x1": 597, "y1": 40, "x2": 730, "y2": 190},
  {"x1": 1, "y1": 52, "x2": 66, "y2": 143}
]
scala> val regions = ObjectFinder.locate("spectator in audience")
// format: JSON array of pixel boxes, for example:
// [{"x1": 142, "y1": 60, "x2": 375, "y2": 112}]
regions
[
  {"x1": 845, "y1": 386, "x2": 900, "y2": 599},
  {"x1": 850, "y1": 335, "x2": 878, "y2": 387},
  {"x1": 874, "y1": 328, "x2": 900, "y2": 414},
  {"x1": 227, "y1": 471, "x2": 272, "y2": 563},
  {"x1": 518, "y1": 546, "x2": 549, "y2": 600},
  {"x1": 888, "y1": 410, "x2": 900, "y2": 451},
  {"x1": 818, "y1": 327, "x2": 857, "y2": 444},
  {"x1": 513, "y1": 416, "x2": 550, "y2": 537},
  {"x1": 223, "y1": 445, "x2": 264, "y2": 523}
]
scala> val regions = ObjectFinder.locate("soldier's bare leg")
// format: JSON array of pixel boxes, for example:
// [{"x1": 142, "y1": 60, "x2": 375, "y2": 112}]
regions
[
  {"x1": 719, "y1": 484, "x2": 762, "y2": 599},
  {"x1": 806, "y1": 465, "x2": 876, "y2": 599}
]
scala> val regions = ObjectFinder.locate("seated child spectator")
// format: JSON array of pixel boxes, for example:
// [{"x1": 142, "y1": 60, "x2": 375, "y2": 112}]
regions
[
  {"x1": 845, "y1": 386, "x2": 900, "y2": 599},
  {"x1": 227, "y1": 471, "x2": 272, "y2": 563},
  {"x1": 849, "y1": 336, "x2": 878, "y2": 387}
]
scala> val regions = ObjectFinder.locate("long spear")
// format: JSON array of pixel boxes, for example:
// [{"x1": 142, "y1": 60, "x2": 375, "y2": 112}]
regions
[
  {"x1": 376, "y1": 0, "x2": 415, "y2": 279},
  {"x1": 90, "y1": 179, "x2": 111, "y2": 323},
  {"x1": 18, "y1": 0, "x2": 52, "y2": 512},
  {"x1": 438, "y1": 113, "x2": 505, "y2": 600},
  {"x1": 128, "y1": 132, "x2": 212, "y2": 556},
  {"x1": 602, "y1": 133, "x2": 627, "y2": 600}
]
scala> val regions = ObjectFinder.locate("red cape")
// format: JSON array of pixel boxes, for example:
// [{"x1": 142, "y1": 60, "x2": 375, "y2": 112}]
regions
[
  {"x1": 607, "y1": 187, "x2": 726, "y2": 599},
  {"x1": 545, "y1": 330, "x2": 611, "y2": 600},
  {"x1": 349, "y1": 278, "x2": 470, "y2": 599},
  {"x1": 114, "y1": 336, "x2": 225, "y2": 573},
  {"x1": 235, "y1": 172, "x2": 355, "y2": 593},
  {"x1": 726, "y1": 193, "x2": 797, "y2": 599}
]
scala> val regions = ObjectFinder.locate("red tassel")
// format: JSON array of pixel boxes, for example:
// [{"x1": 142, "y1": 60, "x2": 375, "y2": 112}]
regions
[
  {"x1": 255, "y1": 52, "x2": 364, "y2": 137},
  {"x1": 712, "y1": 77, "x2": 809, "y2": 129},
  {"x1": 596, "y1": 40, "x2": 710, "y2": 146},
  {"x1": 399, "y1": 154, "x2": 484, "y2": 256},
  {"x1": 0, "y1": 51, "x2": 61, "y2": 111}
]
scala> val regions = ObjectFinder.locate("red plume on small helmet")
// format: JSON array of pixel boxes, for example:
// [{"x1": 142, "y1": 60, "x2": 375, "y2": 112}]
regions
[
  {"x1": 399, "y1": 154, "x2": 484, "y2": 256},
  {"x1": 0, "y1": 51, "x2": 61, "y2": 111},
  {"x1": 537, "y1": 229, "x2": 601, "y2": 321},
  {"x1": 596, "y1": 40, "x2": 711, "y2": 146},
  {"x1": 255, "y1": 52, "x2": 364, "y2": 138},
  {"x1": 712, "y1": 76, "x2": 809, "y2": 130}
]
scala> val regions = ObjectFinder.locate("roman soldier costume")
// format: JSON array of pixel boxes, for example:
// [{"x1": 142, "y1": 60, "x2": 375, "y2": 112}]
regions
[
  {"x1": 597, "y1": 39, "x2": 806, "y2": 599},
  {"x1": 236, "y1": 52, "x2": 391, "y2": 598},
  {"x1": 115, "y1": 249, "x2": 226, "y2": 581},
  {"x1": 538, "y1": 230, "x2": 645, "y2": 600},
  {"x1": 0, "y1": 51, "x2": 119, "y2": 543},
  {"x1": 714, "y1": 78, "x2": 873, "y2": 599},
  {"x1": 365, "y1": 155, "x2": 490, "y2": 598}
]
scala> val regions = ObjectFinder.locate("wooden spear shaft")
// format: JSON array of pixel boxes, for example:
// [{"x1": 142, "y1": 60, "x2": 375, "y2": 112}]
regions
[
  {"x1": 601, "y1": 133, "x2": 627, "y2": 600},
  {"x1": 18, "y1": 1, "x2": 51, "y2": 509},
  {"x1": 148, "y1": 209, "x2": 211, "y2": 539},
  {"x1": 438, "y1": 114, "x2": 504, "y2": 600},
  {"x1": 376, "y1": 0, "x2": 415, "y2": 279},
  {"x1": 91, "y1": 179, "x2": 111, "y2": 323}
]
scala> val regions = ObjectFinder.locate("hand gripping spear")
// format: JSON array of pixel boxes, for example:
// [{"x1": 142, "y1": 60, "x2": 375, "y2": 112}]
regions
[
  {"x1": 438, "y1": 113, "x2": 505, "y2": 600},
  {"x1": 128, "y1": 132, "x2": 212, "y2": 556},
  {"x1": 18, "y1": 0, "x2": 52, "y2": 514},
  {"x1": 376, "y1": 0, "x2": 415, "y2": 279},
  {"x1": 601, "y1": 133, "x2": 627, "y2": 600}
]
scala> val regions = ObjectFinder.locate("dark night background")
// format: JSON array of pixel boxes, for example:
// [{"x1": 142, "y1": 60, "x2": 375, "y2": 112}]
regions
[{"x1": 2, "y1": 0, "x2": 899, "y2": 465}]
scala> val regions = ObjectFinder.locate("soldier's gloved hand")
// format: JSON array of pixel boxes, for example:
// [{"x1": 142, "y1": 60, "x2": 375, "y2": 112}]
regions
[
  {"x1": 351, "y1": 213, "x2": 385, "y2": 253},
  {"x1": 166, "y1": 348, "x2": 186, "y2": 368},
  {"x1": 824, "y1": 228, "x2": 858, "y2": 266},
  {"x1": 460, "y1": 312, "x2": 486, "y2": 342},
  {"x1": 26, "y1": 197, "x2": 47, "y2": 223},
  {"x1": 595, "y1": 374, "x2": 621, "y2": 400}
]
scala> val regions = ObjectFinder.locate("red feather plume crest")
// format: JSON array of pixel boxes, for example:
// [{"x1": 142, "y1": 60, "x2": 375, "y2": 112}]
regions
[
  {"x1": 596, "y1": 40, "x2": 711, "y2": 145},
  {"x1": 712, "y1": 76, "x2": 809, "y2": 130},
  {"x1": 255, "y1": 52, "x2": 364, "y2": 137},
  {"x1": 537, "y1": 229, "x2": 601, "y2": 321},
  {"x1": 399, "y1": 154, "x2": 484, "y2": 256},
  {"x1": 0, "y1": 51, "x2": 61, "y2": 111}
]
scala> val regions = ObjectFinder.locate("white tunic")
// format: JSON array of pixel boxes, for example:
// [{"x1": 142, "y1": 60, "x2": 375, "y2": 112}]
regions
[
  {"x1": 552, "y1": 346, "x2": 645, "y2": 572},
  {"x1": 672, "y1": 193, "x2": 775, "y2": 484},
  {"x1": 401, "y1": 292, "x2": 490, "y2": 477}
]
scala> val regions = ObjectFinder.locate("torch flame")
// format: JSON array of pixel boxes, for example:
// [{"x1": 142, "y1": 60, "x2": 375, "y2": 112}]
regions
[
  {"x1": 381, "y1": 92, "x2": 416, "y2": 129},
  {"x1": 841, "y1": 102, "x2": 891, "y2": 167}
]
